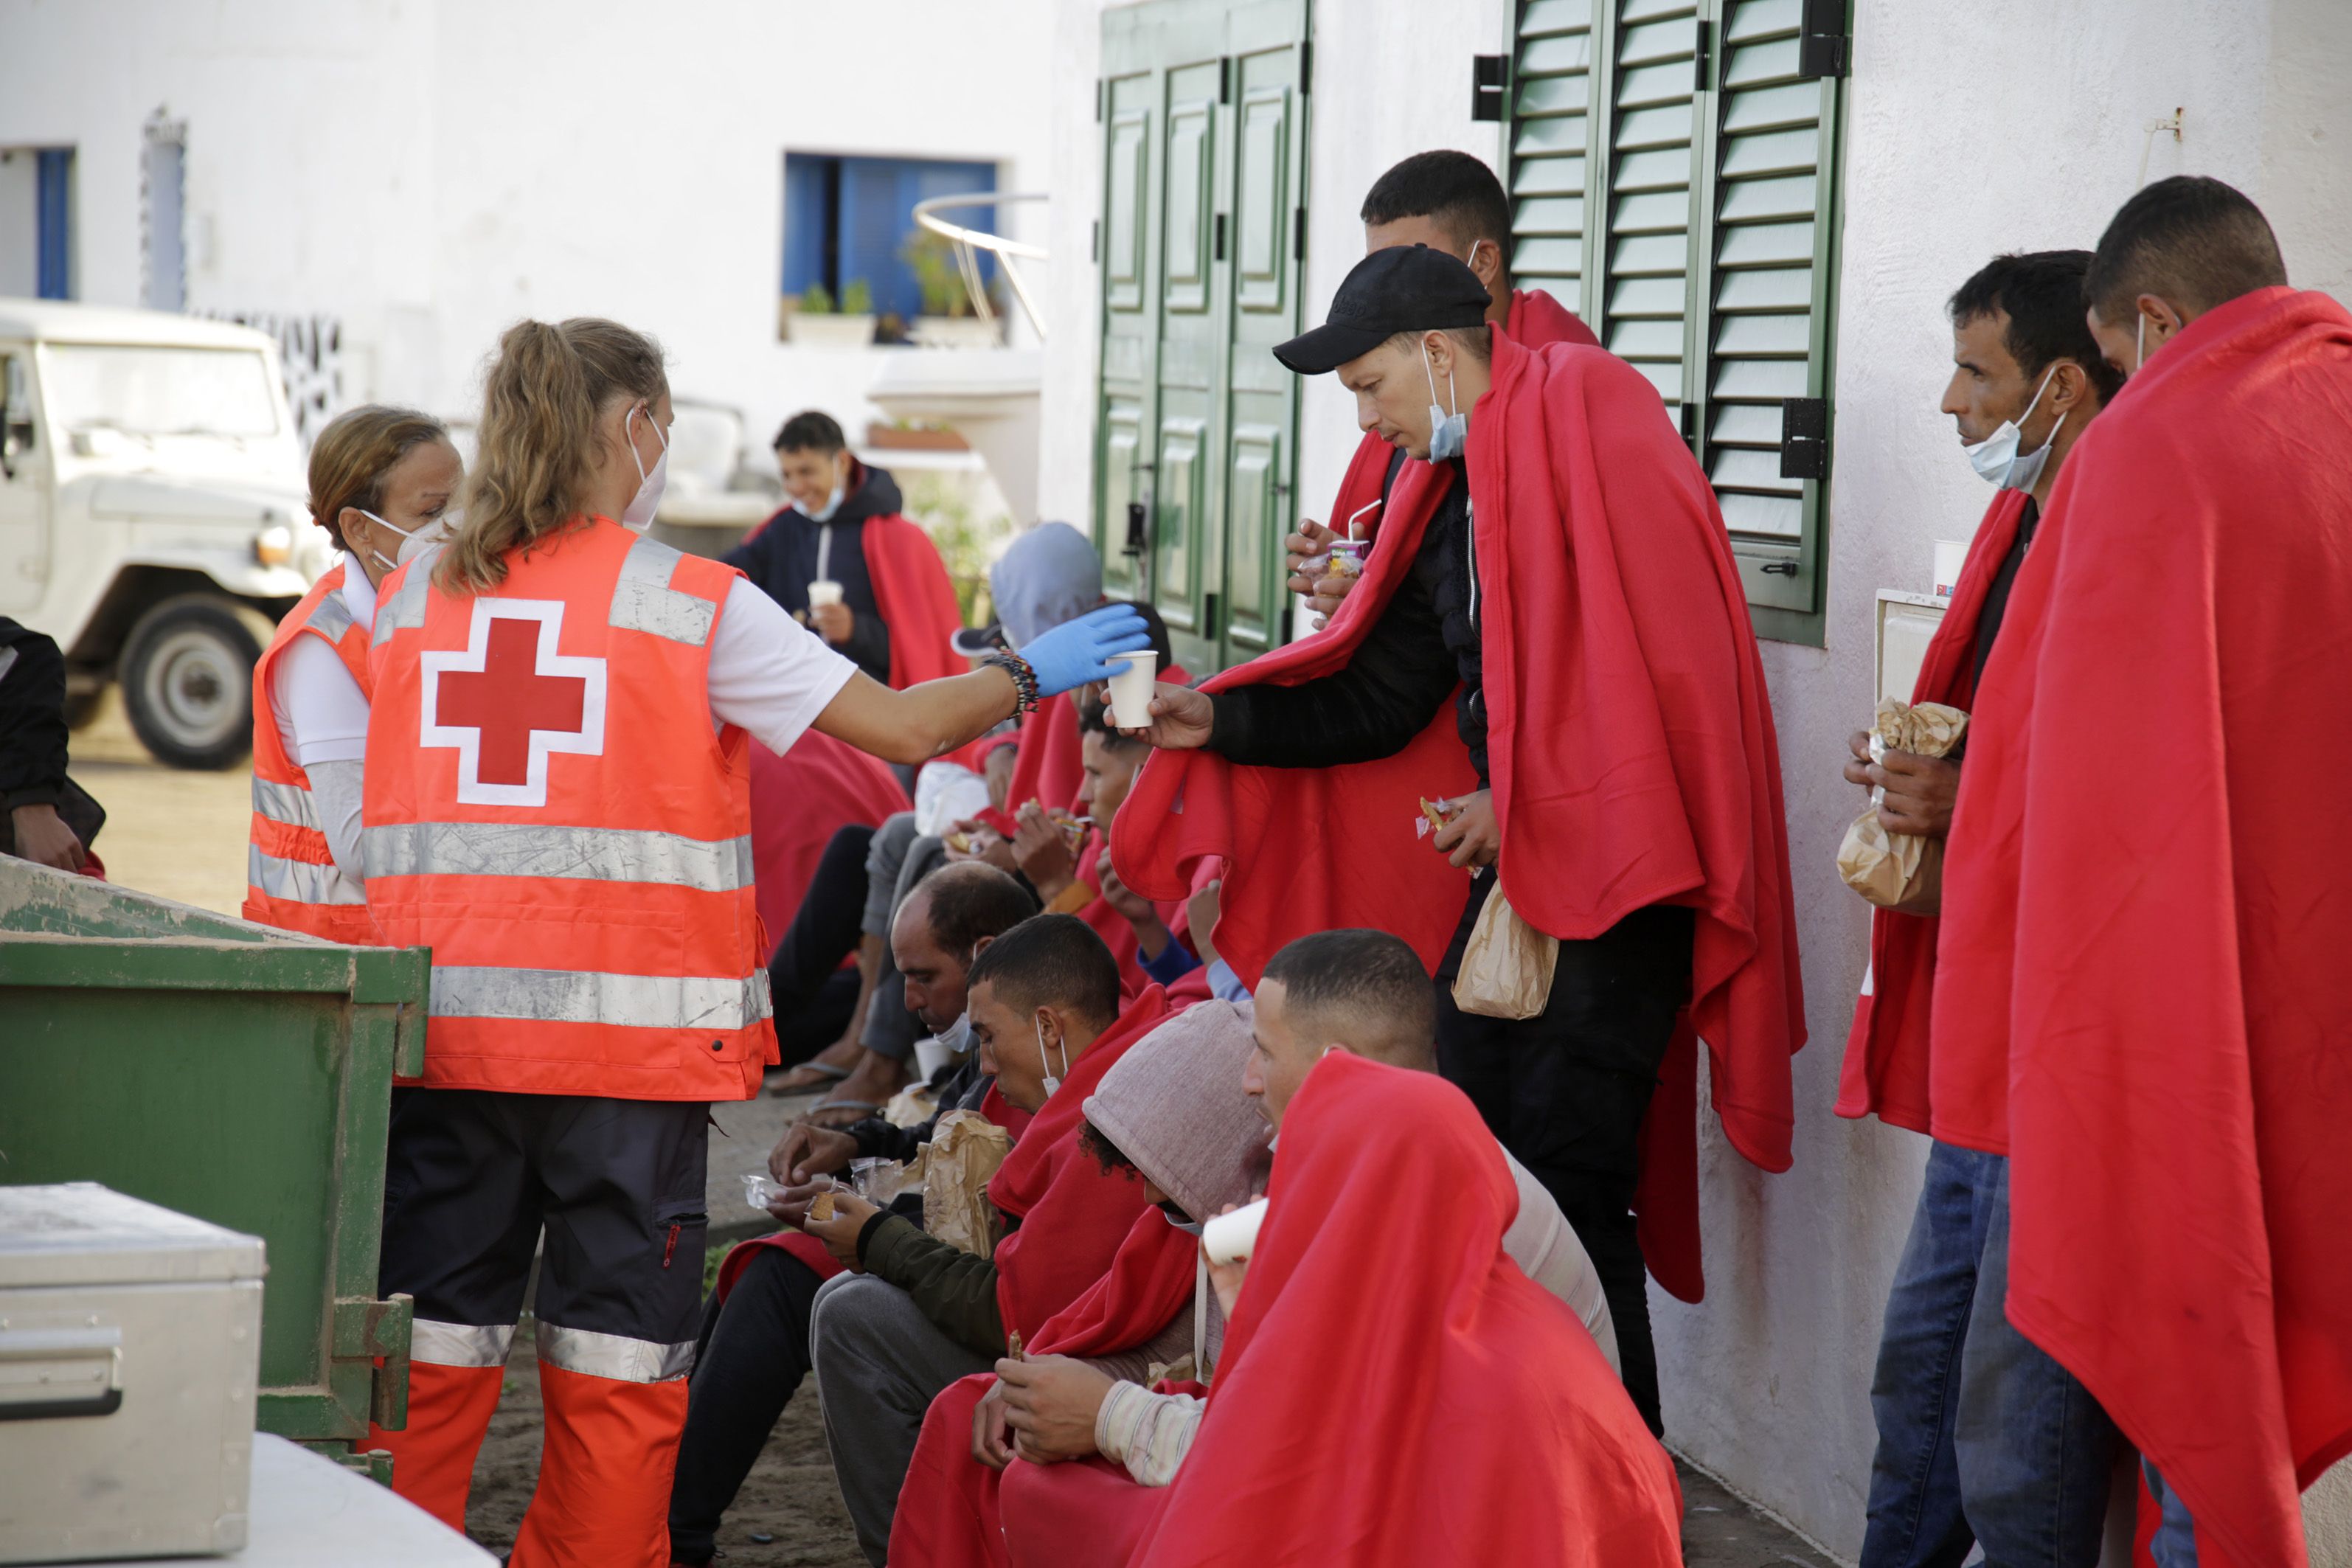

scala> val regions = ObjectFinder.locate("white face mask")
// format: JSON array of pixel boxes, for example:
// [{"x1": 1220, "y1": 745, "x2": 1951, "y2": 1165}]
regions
[
  {"x1": 358, "y1": 507, "x2": 455, "y2": 575},
  {"x1": 1422, "y1": 341, "x2": 1466, "y2": 462},
  {"x1": 1963, "y1": 365, "x2": 2064, "y2": 491},
  {"x1": 805, "y1": 481, "x2": 847, "y2": 524},
  {"x1": 1035, "y1": 1016, "x2": 1069, "y2": 1100},
  {"x1": 622, "y1": 403, "x2": 669, "y2": 531}
]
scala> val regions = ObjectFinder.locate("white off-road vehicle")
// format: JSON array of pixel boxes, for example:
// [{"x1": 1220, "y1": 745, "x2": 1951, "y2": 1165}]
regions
[{"x1": 0, "y1": 300, "x2": 327, "y2": 769}]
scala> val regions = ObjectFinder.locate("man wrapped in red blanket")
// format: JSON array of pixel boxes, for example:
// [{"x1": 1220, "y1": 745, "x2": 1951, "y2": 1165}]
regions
[{"x1": 1936, "y1": 178, "x2": 2352, "y2": 1568}]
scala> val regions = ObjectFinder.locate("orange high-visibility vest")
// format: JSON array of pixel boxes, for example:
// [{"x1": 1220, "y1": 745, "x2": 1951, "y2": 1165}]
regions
[
  {"x1": 364, "y1": 517, "x2": 777, "y2": 1100},
  {"x1": 243, "y1": 563, "x2": 382, "y2": 943}
]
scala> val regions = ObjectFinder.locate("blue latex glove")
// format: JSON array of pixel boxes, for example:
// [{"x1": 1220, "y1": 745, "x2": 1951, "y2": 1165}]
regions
[{"x1": 1016, "y1": 604, "x2": 1153, "y2": 698}]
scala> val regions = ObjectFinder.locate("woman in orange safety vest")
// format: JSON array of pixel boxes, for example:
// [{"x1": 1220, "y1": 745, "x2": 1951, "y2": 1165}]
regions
[
  {"x1": 358, "y1": 316, "x2": 1145, "y2": 1568},
  {"x1": 244, "y1": 406, "x2": 460, "y2": 941}
]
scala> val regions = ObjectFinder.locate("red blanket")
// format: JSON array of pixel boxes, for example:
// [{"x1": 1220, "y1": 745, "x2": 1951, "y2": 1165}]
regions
[
  {"x1": 889, "y1": 993, "x2": 1199, "y2": 1568},
  {"x1": 1123, "y1": 1055, "x2": 1680, "y2": 1567},
  {"x1": 1834, "y1": 488, "x2": 2029, "y2": 1133},
  {"x1": 1005, "y1": 695, "x2": 1083, "y2": 816},
  {"x1": 1935, "y1": 286, "x2": 2352, "y2": 1568},
  {"x1": 745, "y1": 731, "x2": 910, "y2": 943},
  {"x1": 1115, "y1": 332, "x2": 1803, "y2": 1301}
]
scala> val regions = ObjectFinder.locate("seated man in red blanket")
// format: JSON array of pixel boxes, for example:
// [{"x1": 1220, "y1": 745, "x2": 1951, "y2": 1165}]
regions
[
  {"x1": 803, "y1": 915, "x2": 1185, "y2": 1566},
  {"x1": 1008, "y1": 1053, "x2": 1683, "y2": 1568},
  {"x1": 1010, "y1": 689, "x2": 1199, "y2": 996},
  {"x1": 667, "y1": 861, "x2": 1035, "y2": 1567},
  {"x1": 988, "y1": 928, "x2": 1616, "y2": 1538}
]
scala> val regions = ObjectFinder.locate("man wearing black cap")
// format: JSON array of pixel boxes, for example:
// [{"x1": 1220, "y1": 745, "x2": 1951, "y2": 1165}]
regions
[
  {"x1": 1284, "y1": 150, "x2": 1600, "y2": 628},
  {"x1": 1113, "y1": 244, "x2": 1802, "y2": 1437}
]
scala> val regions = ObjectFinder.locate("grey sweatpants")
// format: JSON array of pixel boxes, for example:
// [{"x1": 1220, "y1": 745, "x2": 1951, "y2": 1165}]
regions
[
  {"x1": 811, "y1": 1272, "x2": 996, "y2": 1567},
  {"x1": 858, "y1": 814, "x2": 952, "y2": 1065}
]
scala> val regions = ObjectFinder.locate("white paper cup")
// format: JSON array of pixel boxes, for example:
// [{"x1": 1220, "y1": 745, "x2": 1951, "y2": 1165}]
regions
[
  {"x1": 1107, "y1": 650, "x2": 1159, "y2": 727},
  {"x1": 1202, "y1": 1196, "x2": 1270, "y2": 1266},
  {"x1": 807, "y1": 579, "x2": 846, "y2": 608}
]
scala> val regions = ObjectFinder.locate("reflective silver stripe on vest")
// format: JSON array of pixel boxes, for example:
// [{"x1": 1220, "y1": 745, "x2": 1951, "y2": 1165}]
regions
[
  {"x1": 251, "y1": 776, "x2": 322, "y2": 831},
  {"x1": 429, "y1": 965, "x2": 771, "y2": 1029},
  {"x1": 409, "y1": 1318, "x2": 516, "y2": 1370},
  {"x1": 535, "y1": 1322, "x2": 694, "y2": 1384},
  {"x1": 308, "y1": 589, "x2": 355, "y2": 642},
  {"x1": 372, "y1": 554, "x2": 437, "y2": 646},
  {"x1": 361, "y1": 821, "x2": 754, "y2": 893},
  {"x1": 248, "y1": 844, "x2": 369, "y2": 906},
  {"x1": 607, "y1": 535, "x2": 716, "y2": 646}
]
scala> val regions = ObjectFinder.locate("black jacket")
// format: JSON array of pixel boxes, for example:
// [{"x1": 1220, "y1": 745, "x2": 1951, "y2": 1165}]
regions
[
  {"x1": 1207, "y1": 455, "x2": 1488, "y2": 781},
  {"x1": 722, "y1": 462, "x2": 903, "y2": 684},
  {"x1": 0, "y1": 618, "x2": 70, "y2": 811}
]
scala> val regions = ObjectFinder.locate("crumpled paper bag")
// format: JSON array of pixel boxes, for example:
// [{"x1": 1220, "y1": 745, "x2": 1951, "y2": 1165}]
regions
[
  {"x1": 1450, "y1": 880, "x2": 1559, "y2": 1019},
  {"x1": 1836, "y1": 698, "x2": 1969, "y2": 913},
  {"x1": 918, "y1": 1109, "x2": 1013, "y2": 1257}
]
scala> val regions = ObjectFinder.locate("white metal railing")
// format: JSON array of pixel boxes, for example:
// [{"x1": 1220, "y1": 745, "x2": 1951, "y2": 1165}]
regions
[{"x1": 912, "y1": 192, "x2": 1048, "y2": 340}]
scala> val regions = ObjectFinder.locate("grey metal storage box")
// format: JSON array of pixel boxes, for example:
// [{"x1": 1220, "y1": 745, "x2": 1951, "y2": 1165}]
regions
[{"x1": 0, "y1": 1183, "x2": 266, "y2": 1564}]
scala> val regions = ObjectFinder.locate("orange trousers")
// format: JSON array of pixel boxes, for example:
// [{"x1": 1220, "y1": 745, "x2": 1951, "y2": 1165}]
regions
[{"x1": 368, "y1": 1359, "x2": 689, "y2": 1567}]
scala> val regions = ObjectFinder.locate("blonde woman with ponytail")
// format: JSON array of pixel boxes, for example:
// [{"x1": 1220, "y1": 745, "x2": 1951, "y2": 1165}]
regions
[{"x1": 359, "y1": 317, "x2": 1143, "y2": 1567}]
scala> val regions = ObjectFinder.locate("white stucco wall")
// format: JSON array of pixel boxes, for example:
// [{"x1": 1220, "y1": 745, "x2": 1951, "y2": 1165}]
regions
[
  {"x1": 1658, "y1": 0, "x2": 2352, "y2": 1560},
  {"x1": 0, "y1": 0, "x2": 1055, "y2": 463},
  {"x1": 1048, "y1": 1, "x2": 2351, "y2": 1561}
]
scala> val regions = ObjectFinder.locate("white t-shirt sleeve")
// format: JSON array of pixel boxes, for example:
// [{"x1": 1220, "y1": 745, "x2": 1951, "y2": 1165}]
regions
[
  {"x1": 705, "y1": 577, "x2": 861, "y2": 754},
  {"x1": 271, "y1": 631, "x2": 372, "y2": 768},
  {"x1": 305, "y1": 759, "x2": 368, "y2": 881}
]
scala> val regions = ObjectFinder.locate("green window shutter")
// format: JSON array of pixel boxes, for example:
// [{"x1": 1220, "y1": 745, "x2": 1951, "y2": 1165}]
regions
[
  {"x1": 1506, "y1": 0, "x2": 1846, "y2": 642},
  {"x1": 1696, "y1": 0, "x2": 1843, "y2": 633},
  {"x1": 1591, "y1": 0, "x2": 1705, "y2": 413},
  {"x1": 1508, "y1": 0, "x2": 1600, "y2": 306}
]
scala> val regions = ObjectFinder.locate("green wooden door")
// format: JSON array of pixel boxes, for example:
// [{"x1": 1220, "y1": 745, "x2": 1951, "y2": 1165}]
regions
[{"x1": 1097, "y1": 0, "x2": 1311, "y2": 675}]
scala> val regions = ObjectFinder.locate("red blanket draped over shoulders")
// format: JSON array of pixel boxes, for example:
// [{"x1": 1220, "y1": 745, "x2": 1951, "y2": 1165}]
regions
[
  {"x1": 746, "y1": 730, "x2": 911, "y2": 942},
  {"x1": 1834, "y1": 488, "x2": 2029, "y2": 1132},
  {"x1": 1126, "y1": 1055, "x2": 1680, "y2": 1568},
  {"x1": 1116, "y1": 330, "x2": 1802, "y2": 1301},
  {"x1": 1935, "y1": 286, "x2": 2352, "y2": 1568}
]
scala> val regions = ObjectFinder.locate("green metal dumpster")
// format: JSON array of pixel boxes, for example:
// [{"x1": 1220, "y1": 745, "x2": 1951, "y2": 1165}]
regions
[{"x1": 0, "y1": 860, "x2": 424, "y2": 1449}]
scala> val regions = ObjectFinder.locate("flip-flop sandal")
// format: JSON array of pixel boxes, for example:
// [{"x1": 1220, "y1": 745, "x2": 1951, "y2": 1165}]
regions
[
  {"x1": 767, "y1": 1060, "x2": 854, "y2": 1097},
  {"x1": 805, "y1": 1098, "x2": 884, "y2": 1128}
]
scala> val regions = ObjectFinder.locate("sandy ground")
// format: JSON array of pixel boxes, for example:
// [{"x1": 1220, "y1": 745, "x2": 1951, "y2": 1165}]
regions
[{"x1": 69, "y1": 699, "x2": 1841, "y2": 1568}]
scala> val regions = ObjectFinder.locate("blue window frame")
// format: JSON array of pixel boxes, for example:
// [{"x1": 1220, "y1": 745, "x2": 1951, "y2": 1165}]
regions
[
  {"x1": 36, "y1": 148, "x2": 74, "y2": 301},
  {"x1": 780, "y1": 153, "x2": 996, "y2": 326}
]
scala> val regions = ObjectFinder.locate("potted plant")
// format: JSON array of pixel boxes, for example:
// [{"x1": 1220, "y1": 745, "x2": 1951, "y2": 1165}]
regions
[
  {"x1": 902, "y1": 231, "x2": 1002, "y2": 349},
  {"x1": 785, "y1": 279, "x2": 879, "y2": 348}
]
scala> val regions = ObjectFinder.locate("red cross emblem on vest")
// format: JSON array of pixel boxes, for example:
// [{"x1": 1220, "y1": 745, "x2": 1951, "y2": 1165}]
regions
[{"x1": 419, "y1": 600, "x2": 607, "y2": 808}]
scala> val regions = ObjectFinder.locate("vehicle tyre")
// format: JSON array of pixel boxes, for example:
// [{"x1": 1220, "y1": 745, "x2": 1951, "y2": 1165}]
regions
[{"x1": 119, "y1": 594, "x2": 260, "y2": 770}]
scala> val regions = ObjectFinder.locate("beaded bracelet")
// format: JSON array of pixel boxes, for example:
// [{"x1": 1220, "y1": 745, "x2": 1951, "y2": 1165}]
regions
[{"x1": 982, "y1": 651, "x2": 1041, "y2": 716}]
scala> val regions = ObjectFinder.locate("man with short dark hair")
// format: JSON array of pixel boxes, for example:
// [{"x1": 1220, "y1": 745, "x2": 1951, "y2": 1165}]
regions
[
  {"x1": 666, "y1": 861, "x2": 1035, "y2": 1568},
  {"x1": 1117, "y1": 245, "x2": 1802, "y2": 1435},
  {"x1": 804, "y1": 914, "x2": 1185, "y2": 1566},
  {"x1": 1286, "y1": 150, "x2": 1600, "y2": 626},
  {"x1": 1834, "y1": 249, "x2": 2120, "y2": 1568},
  {"x1": 724, "y1": 409, "x2": 965, "y2": 690},
  {"x1": 1938, "y1": 177, "x2": 2352, "y2": 1568}
]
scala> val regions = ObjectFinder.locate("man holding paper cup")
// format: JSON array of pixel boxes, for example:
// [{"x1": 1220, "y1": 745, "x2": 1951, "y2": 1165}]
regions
[
  {"x1": 726, "y1": 410, "x2": 967, "y2": 690},
  {"x1": 1111, "y1": 243, "x2": 1801, "y2": 1435}
]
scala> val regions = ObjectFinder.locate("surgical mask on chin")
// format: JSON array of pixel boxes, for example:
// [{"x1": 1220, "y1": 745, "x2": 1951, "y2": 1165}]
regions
[
  {"x1": 805, "y1": 482, "x2": 846, "y2": 524},
  {"x1": 1422, "y1": 343, "x2": 1467, "y2": 462},
  {"x1": 621, "y1": 403, "x2": 669, "y2": 531},
  {"x1": 358, "y1": 508, "x2": 454, "y2": 575},
  {"x1": 1035, "y1": 1017, "x2": 1069, "y2": 1100},
  {"x1": 1962, "y1": 365, "x2": 2063, "y2": 490}
]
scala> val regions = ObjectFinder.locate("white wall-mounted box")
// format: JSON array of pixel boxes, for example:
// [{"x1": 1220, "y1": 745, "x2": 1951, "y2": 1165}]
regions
[{"x1": 0, "y1": 1183, "x2": 264, "y2": 1565}]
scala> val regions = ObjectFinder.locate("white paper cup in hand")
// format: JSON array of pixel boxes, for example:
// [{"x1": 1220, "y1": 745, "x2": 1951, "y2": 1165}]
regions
[
  {"x1": 807, "y1": 579, "x2": 845, "y2": 608},
  {"x1": 1106, "y1": 650, "x2": 1159, "y2": 727},
  {"x1": 1202, "y1": 1196, "x2": 1270, "y2": 1266}
]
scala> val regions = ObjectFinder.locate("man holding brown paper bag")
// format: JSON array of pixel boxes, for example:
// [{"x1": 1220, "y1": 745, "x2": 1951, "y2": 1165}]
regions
[
  {"x1": 1111, "y1": 244, "x2": 1802, "y2": 1436},
  {"x1": 1834, "y1": 251, "x2": 2122, "y2": 1568}
]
